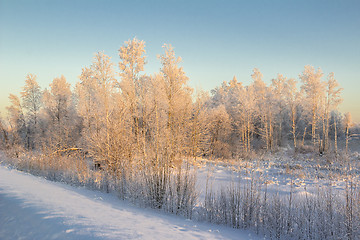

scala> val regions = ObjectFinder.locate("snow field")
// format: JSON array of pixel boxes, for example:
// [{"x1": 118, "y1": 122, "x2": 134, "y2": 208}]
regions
[{"x1": 0, "y1": 165, "x2": 256, "y2": 240}]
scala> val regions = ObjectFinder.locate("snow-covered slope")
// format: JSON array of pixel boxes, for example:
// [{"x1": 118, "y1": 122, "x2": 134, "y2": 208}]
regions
[{"x1": 0, "y1": 166, "x2": 256, "y2": 240}]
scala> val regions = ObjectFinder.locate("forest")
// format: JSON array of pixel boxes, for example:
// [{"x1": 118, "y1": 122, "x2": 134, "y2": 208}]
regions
[
  {"x1": 1, "y1": 38, "x2": 359, "y2": 239},
  {"x1": 1, "y1": 38, "x2": 351, "y2": 158}
]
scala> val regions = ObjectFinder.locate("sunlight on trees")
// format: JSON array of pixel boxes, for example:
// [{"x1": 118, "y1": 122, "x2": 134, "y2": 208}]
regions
[{"x1": 2, "y1": 42, "x2": 348, "y2": 160}]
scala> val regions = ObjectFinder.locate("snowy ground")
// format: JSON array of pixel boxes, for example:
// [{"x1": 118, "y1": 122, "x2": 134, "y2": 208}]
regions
[
  {"x1": 1, "y1": 147, "x2": 359, "y2": 239},
  {"x1": 196, "y1": 149, "x2": 360, "y2": 201},
  {"x1": 0, "y1": 165, "x2": 257, "y2": 240}
]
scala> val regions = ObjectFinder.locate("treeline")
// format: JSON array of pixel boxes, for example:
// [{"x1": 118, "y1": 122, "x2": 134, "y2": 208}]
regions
[{"x1": 1, "y1": 38, "x2": 352, "y2": 164}]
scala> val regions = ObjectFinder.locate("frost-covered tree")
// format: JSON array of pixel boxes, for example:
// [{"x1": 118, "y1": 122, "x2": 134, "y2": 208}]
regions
[
  {"x1": 158, "y1": 44, "x2": 193, "y2": 164},
  {"x1": 252, "y1": 68, "x2": 273, "y2": 150},
  {"x1": 118, "y1": 37, "x2": 147, "y2": 154},
  {"x1": 264, "y1": 84, "x2": 276, "y2": 150},
  {"x1": 146, "y1": 73, "x2": 168, "y2": 160},
  {"x1": 77, "y1": 52, "x2": 116, "y2": 170},
  {"x1": 76, "y1": 67, "x2": 97, "y2": 137},
  {"x1": 6, "y1": 94, "x2": 26, "y2": 148},
  {"x1": 0, "y1": 115, "x2": 8, "y2": 149},
  {"x1": 323, "y1": 73, "x2": 343, "y2": 152},
  {"x1": 189, "y1": 90, "x2": 210, "y2": 159},
  {"x1": 20, "y1": 74, "x2": 42, "y2": 149},
  {"x1": 207, "y1": 105, "x2": 231, "y2": 158},
  {"x1": 225, "y1": 76, "x2": 256, "y2": 154},
  {"x1": 43, "y1": 75, "x2": 78, "y2": 147},
  {"x1": 299, "y1": 66, "x2": 326, "y2": 147},
  {"x1": 210, "y1": 81, "x2": 230, "y2": 108},
  {"x1": 271, "y1": 74, "x2": 287, "y2": 147},
  {"x1": 118, "y1": 37, "x2": 146, "y2": 101},
  {"x1": 240, "y1": 85, "x2": 257, "y2": 153},
  {"x1": 225, "y1": 76, "x2": 244, "y2": 154},
  {"x1": 284, "y1": 78, "x2": 303, "y2": 149}
]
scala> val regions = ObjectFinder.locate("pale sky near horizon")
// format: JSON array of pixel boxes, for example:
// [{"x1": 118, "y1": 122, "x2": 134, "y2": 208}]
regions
[{"x1": 1, "y1": 0, "x2": 360, "y2": 122}]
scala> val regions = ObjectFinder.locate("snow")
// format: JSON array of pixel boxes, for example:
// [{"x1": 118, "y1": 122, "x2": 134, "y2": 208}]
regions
[
  {"x1": 0, "y1": 165, "x2": 257, "y2": 240},
  {"x1": 196, "y1": 151, "x2": 359, "y2": 195}
]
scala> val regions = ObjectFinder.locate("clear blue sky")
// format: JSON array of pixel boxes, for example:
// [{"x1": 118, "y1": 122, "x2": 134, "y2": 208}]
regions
[{"x1": 1, "y1": 0, "x2": 359, "y2": 121}]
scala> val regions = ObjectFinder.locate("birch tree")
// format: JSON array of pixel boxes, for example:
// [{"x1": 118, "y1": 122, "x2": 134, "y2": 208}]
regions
[
  {"x1": 323, "y1": 73, "x2": 343, "y2": 152},
  {"x1": 207, "y1": 105, "x2": 231, "y2": 158},
  {"x1": 271, "y1": 74, "x2": 287, "y2": 147},
  {"x1": 210, "y1": 81, "x2": 229, "y2": 108},
  {"x1": 299, "y1": 66, "x2": 325, "y2": 147},
  {"x1": 20, "y1": 74, "x2": 42, "y2": 149},
  {"x1": 344, "y1": 112, "x2": 352, "y2": 154},
  {"x1": 43, "y1": 75, "x2": 76, "y2": 147},
  {"x1": 159, "y1": 44, "x2": 193, "y2": 165},
  {"x1": 189, "y1": 90, "x2": 210, "y2": 159},
  {"x1": 226, "y1": 76, "x2": 243, "y2": 155},
  {"x1": 240, "y1": 85, "x2": 257, "y2": 153},
  {"x1": 77, "y1": 52, "x2": 116, "y2": 170},
  {"x1": 118, "y1": 37, "x2": 147, "y2": 155},
  {"x1": 212, "y1": 76, "x2": 256, "y2": 154},
  {"x1": 284, "y1": 78, "x2": 303, "y2": 149},
  {"x1": 141, "y1": 73, "x2": 171, "y2": 207},
  {"x1": 0, "y1": 116, "x2": 8, "y2": 149},
  {"x1": 252, "y1": 68, "x2": 272, "y2": 150},
  {"x1": 76, "y1": 67, "x2": 97, "y2": 138},
  {"x1": 6, "y1": 94, "x2": 26, "y2": 148}
]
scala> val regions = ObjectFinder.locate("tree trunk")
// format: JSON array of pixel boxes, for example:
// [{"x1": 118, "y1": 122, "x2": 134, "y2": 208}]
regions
[
  {"x1": 334, "y1": 118, "x2": 338, "y2": 154},
  {"x1": 302, "y1": 126, "x2": 307, "y2": 147},
  {"x1": 346, "y1": 127, "x2": 349, "y2": 154}
]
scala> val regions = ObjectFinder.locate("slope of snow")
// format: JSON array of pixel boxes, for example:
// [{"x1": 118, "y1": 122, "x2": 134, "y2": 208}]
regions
[{"x1": 0, "y1": 165, "x2": 257, "y2": 240}]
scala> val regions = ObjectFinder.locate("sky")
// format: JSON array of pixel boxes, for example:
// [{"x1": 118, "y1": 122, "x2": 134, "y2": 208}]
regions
[{"x1": 0, "y1": 0, "x2": 359, "y2": 122}]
